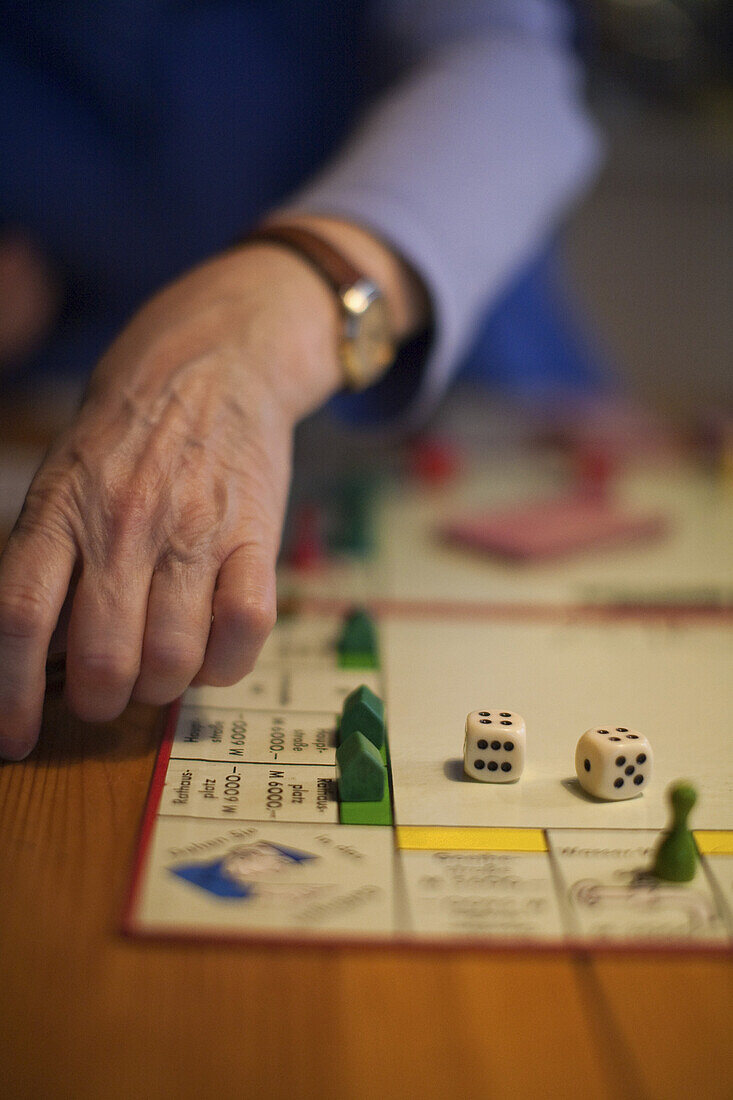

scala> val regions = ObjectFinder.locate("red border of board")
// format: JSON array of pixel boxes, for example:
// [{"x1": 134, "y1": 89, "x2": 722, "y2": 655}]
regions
[{"x1": 121, "y1": 699, "x2": 179, "y2": 930}]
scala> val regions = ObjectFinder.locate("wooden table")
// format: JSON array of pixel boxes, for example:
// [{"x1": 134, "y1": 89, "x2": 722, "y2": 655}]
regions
[{"x1": 1, "y1": 698, "x2": 730, "y2": 1100}]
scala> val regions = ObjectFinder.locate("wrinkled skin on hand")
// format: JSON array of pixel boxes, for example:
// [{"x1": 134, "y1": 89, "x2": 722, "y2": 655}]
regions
[{"x1": 0, "y1": 245, "x2": 340, "y2": 758}]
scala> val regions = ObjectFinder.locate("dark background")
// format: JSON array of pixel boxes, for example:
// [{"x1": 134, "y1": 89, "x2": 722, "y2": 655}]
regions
[{"x1": 567, "y1": 0, "x2": 732, "y2": 416}]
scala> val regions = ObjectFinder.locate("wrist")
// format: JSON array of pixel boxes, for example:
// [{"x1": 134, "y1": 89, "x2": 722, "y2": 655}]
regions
[
  {"x1": 226, "y1": 243, "x2": 345, "y2": 422},
  {"x1": 94, "y1": 245, "x2": 345, "y2": 427},
  {"x1": 258, "y1": 213, "x2": 430, "y2": 343}
]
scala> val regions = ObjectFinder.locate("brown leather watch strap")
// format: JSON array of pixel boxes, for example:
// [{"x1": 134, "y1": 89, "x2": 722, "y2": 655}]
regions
[{"x1": 243, "y1": 224, "x2": 363, "y2": 294}]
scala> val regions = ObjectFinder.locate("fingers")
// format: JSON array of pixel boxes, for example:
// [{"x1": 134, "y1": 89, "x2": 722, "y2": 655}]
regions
[
  {"x1": 193, "y1": 543, "x2": 277, "y2": 688},
  {"x1": 64, "y1": 558, "x2": 152, "y2": 723},
  {"x1": 132, "y1": 560, "x2": 217, "y2": 705},
  {"x1": 0, "y1": 528, "x2": 76, "y2": 759},
  {"x1": 70, "y1": 543, "x2": 275, "y2": 711},
  {"x1": 68, "y1": 544, "x2": 275, "y2": 711},
  {"x1": 0, "y1": 527, "x2": 279, "y2": 756}
]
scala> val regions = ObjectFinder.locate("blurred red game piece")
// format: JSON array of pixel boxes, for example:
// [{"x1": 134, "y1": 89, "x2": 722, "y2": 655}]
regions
[
  {"x1": 572, "y1": 445, "x2": 616, "y2": 502},
  {"x1": 287, "y1": 504, "x2": 324, "y2": 571},
  {"x1": 407, "y1": 437, "x2": 461, "y2": 487}
]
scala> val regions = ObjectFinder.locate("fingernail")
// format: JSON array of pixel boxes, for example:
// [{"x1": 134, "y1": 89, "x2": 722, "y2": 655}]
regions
[{"x1": 0, "y1": 738, "x2": 34, "y2": 761}]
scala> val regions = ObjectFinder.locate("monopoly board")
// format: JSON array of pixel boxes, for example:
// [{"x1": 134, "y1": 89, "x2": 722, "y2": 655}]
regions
[{"x1": 126, "y1": 425, "x2": 733, "y2": 949}]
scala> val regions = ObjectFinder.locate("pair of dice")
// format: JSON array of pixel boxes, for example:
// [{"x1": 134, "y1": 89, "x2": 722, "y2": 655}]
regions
[{"x1": 463, "y1": 711, "x2": 653, "y2": 801}]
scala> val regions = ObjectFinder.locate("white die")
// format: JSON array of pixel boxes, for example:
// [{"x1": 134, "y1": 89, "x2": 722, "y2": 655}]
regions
[
  {"x1": 575, "y1": 726, "x2": 653, "y2": 800},
  {"x1": 464, "y1": 711, "x2": 525, "y2": 782}
]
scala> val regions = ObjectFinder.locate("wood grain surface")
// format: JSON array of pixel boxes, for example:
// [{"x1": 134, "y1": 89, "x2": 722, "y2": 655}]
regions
[{"x1": 1, "y1": 698, "x2": 730, "y2": 1100}]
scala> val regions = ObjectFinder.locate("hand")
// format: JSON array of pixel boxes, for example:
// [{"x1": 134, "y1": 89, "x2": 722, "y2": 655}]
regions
[
  {"x1": 0, "y1": 215, "x2": 429, "y2": 760},
  {"x1": 0, "y1": 243, "x2": 343, "y2": 759}
]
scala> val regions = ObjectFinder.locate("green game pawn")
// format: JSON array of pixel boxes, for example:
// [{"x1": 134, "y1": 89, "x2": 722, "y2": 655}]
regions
[{"x1": 652, "y1": 781, "x2": 699, "y2": 882}]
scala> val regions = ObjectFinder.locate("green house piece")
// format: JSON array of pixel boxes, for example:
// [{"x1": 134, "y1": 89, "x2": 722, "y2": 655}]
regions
[
  {"x1": 340, "y1": 684, "x2": 385, "y2": 750},
  {"x1": 336, "y1": 608, "x2": 379, "y2": 670},
  {"x1": 336, "y1": 731, "x2": 386, "y2": 803},
  {"x1": 330, "y1": 477, "x2": 376, "y2": 557}
]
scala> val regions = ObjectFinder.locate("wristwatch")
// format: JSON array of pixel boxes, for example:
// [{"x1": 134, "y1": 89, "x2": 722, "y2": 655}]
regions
[{"x1": 244, "y1": 224, "x2": 396, "y2": 391}]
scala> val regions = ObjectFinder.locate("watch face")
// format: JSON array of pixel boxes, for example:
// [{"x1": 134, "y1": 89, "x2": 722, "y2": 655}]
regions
[
  {"x1": 357, "y1": 296, "x2": 393, "y2": 373},
  {"x1": 341, "y1": 282, "x2": 395, "y2": 389}
]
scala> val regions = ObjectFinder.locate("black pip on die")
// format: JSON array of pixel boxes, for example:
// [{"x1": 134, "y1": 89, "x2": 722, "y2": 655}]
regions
[
  {"x1": 575, "y1": 726, "x2": 653, "y2": 800},
  {"x1": 464, "y1": 711, "x2": 525, "y2": 782}
]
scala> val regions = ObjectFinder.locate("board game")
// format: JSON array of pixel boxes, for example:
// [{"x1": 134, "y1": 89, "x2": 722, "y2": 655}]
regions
[{"x1": 125, "y1": 406, "x2": 733, "y2": 949}]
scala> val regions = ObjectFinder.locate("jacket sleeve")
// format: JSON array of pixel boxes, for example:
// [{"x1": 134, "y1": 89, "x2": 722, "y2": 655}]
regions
[{"x1": 280, "y1": 0, "x2": 604, "y2": 427}]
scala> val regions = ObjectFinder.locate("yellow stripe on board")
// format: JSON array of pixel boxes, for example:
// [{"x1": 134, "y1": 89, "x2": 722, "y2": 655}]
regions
[
  {"x1": 694, "y1": 831, "x2": 733, "y2": 855},
  {"x1": 396, "y1": 826, "x2": 547, "y2": 853}
]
